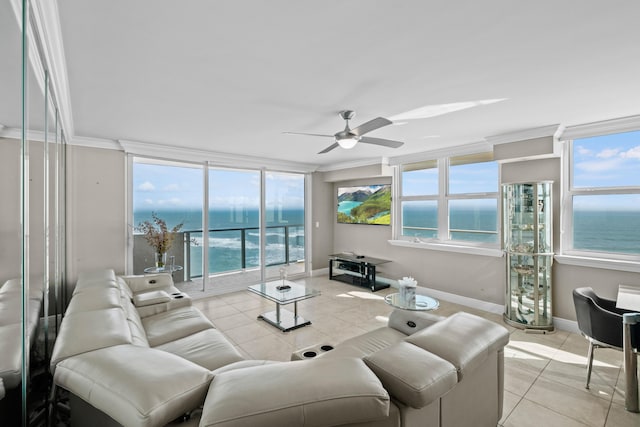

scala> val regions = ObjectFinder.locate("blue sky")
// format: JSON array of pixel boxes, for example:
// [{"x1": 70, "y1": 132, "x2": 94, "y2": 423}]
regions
[
  {"x1": 133, "y1": 163, "x2": 304, "y2": 211},
  {"x1": 402, "y1": 161, "x2": 498, "y2": 196},
  {"x1": 573, "y1": 130, "x2": 640, "y2": 188}
]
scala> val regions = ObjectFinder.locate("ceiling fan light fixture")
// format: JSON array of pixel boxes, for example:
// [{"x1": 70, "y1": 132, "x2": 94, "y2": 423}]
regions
[{"x1": 337, "y1": 137, "x2": 359, "y2": 149}]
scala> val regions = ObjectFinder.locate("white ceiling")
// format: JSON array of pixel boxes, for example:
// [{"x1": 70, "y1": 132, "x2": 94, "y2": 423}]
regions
[{"x1": 37, "y1": 1, "x2": 640, "y2": 168}]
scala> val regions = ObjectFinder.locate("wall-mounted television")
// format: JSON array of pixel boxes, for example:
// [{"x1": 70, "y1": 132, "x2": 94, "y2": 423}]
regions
[{"x1": 337, "y1": 184, "x2": 391, "y2": 225}]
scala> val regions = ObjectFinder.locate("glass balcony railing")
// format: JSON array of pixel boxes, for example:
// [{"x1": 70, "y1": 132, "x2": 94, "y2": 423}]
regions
[{"x1": 134, "y1": 224, "x2": 305, "y2": 281}]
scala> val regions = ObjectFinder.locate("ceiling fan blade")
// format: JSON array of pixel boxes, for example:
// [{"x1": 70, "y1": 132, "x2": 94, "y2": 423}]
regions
[
  {"x1": 350, "y1": 117, "x2": 393, "y2": 136},
  {"x1": 283, "y1": 131, "x2": 334, "y2": 138},
  {"x1": 359, "y1": 136, "x2": 404, "y2": 149},
  {"x1": 318, "y1": 142, "x2": 340, "y2": 154}
]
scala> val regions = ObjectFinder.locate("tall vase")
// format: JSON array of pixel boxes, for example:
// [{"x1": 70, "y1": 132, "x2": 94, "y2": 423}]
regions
[{"x1": 155, "y1": 252, "x2": 167, "y2": 268}]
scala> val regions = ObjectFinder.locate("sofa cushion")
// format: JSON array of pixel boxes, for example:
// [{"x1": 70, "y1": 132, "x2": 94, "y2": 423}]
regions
[
  {"x1": 405, "y1": 312, "x2": 509, "y2": 380},
  {"x1": 73, "y1": 270, "x2": 119, "y2": 295},
  {"x1": 364, "y1": 341, "x2": 457, "y2": 408},
  {"x1": 122, "y1": 300, "x2": 150, "y2": 347},
  {"x1": 318, "y1": 326, "x2": 406, "y2": 359},
  {"x1": 65, "y1": 287, "x2": 122, "y2": 314},
  {"x1": 54, "y1": 345, "x2": 213, "y2": 427},
  {"x1": 142, "y1": 306, "x2": 214, "y2": 347},
  {"x1": 155, "y1": 328, "x2": 244, "y2": 370},
  {"x1": 200, "y1": 358, "x2": 389, "y2": 427},
  {"x1": 50, "y1": 308, "x2": 132, "y2": 372},
  {"x1": 210, "y1": 360, "x2": 278, "y2": 376}
]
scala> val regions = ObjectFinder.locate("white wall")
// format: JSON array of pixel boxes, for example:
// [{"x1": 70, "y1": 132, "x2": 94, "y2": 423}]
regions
[
  {"x1": 66, "y1": 145, "x2": 126, "y2": 287},
  {"x1": 310, "y1": 172, "x2": 334, "y2": 272}
]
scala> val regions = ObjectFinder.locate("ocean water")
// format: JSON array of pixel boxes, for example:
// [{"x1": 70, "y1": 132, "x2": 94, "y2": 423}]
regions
[
  {"x1": 134, "y1": 208, "x2": 305, "y2": 275},
  {"x1": 134, "y1": 207, "x2": 640, "y2": 275},
  {"x1": 573, "y1": 210, "x2": 640, "y2": 254}
]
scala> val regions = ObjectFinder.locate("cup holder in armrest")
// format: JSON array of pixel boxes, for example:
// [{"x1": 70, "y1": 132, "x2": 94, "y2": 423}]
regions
[
  {"x1": 292, "y1": 343, "x2": 335, "y2": 360},
  {"x1": 174, "y1": 295, "x2": 184, "y2": 299}
]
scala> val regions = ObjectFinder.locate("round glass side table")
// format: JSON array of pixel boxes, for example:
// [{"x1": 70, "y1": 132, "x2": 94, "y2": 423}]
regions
[
  {"x1": 143, "y1": 265, "x2": 183, "y2": 274},
  {"x1": 384, "y1": 293, "x2": 439, "y2": 311}
]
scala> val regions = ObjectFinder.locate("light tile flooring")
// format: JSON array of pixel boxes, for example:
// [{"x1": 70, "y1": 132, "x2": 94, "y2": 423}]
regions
[{"x1": 189, "y1": 275, "x2": 640, "y2": 427}]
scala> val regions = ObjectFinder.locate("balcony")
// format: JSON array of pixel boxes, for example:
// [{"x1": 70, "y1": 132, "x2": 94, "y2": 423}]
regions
[{"x1": 133, "y1": 224, "x2": 305, "y2": 287}]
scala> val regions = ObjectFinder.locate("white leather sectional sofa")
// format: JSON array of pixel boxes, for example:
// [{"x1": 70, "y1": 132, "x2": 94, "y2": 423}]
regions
[{"x1": 50, "y1": 269, "x2": 510, "y2": 427}]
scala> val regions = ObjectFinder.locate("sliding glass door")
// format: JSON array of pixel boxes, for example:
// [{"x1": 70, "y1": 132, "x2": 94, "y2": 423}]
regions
[
  {"x1": 132, "y1": 160, "x2": 307, "y2": 293},
  {"x1": 264, "y1": 171, "x2": 305, "y2": 281},
  {"x1": 131, "y1": 159, "x2": 203, "y2": 280},
  {"x1": 207, "y1": 168, "x2": 262, "y2": 291}
]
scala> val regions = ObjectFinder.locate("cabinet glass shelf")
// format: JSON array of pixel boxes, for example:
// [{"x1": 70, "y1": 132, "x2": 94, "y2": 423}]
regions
[{"x1": 503, "y1": 182, "x2": 553, "y2": 331}]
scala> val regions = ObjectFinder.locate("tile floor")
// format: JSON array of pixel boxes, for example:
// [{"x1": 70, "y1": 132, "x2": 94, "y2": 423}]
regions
[{"x1": 189, "y1": 275, "x2": 640, "y2": 427}]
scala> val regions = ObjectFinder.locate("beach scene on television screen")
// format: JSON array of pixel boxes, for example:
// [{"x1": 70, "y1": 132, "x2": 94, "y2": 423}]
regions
[{"x1": 337, "y1": 184, "x2": 391, "y2": 225}]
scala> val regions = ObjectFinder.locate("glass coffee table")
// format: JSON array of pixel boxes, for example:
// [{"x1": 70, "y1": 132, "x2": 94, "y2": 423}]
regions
[{"x1": 248, "y1": 281, "x2": 320, "y2": 332}]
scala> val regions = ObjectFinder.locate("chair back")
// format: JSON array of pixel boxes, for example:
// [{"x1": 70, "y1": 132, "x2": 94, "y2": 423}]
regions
[{"x1": 572, "y1": 287, "x2": 624, "y2": 349}]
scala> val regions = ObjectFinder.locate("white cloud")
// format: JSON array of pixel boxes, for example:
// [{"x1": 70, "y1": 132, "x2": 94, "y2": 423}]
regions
[
  {"x1": 157, "y1": 198, "x2": 183, "y2": 206},
  {"x1": 163, "y1": 184, "x2": 180, "y2": 191},
  {"x1": 576, "y1": 146, "x2": 592, "y2": 156},
  {"x1": 621, "y1": 145, "x2": 640, "y2": 159},
  {"x1": 144, "y1": 198, "x2": 154, "y2": 205},
  {"x1": 596, "y1": 148, "x2": 620, "y2": 159},
  {"x1": 575, "y1": 158, "x2": 622, "y2": 173},
  {"x1": 138, "y1": 181, "x2": 155, "y2": 191}
]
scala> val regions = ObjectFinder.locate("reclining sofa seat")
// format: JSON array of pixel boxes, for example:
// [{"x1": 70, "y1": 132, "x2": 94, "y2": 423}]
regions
[
  {"x1": 50, "y1": 269, "x2": 510, "y2": 427},
  {"x1": 50, "y1": 270, "x2": 245, "y2": 427},
  {"x1": 198, "y1": 310, "x2": 509, "y2": 427}
]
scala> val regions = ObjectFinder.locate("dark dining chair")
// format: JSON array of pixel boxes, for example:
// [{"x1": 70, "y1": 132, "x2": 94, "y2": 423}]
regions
[{"x1": 572, "y1": 286, "x2": 639, "y2": 389}]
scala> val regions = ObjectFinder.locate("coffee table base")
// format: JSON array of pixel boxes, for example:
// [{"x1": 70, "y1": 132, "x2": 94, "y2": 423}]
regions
[{"x1": 258, "y1": 309, "x2": 311, "y2": 332}]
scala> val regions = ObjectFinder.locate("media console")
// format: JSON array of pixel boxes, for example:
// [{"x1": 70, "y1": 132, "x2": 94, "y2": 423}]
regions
[{"x1": 328, "y1": 253, "x2": 391, "y2": 292}]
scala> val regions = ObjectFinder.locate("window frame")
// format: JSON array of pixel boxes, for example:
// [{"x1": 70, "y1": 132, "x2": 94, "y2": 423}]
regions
[
  {"x1": 394, "y1": 154, "x2": 500, "y2": 252},
  {"x1": 560, "y1": 136, "x2": 640, "y2": 264}
]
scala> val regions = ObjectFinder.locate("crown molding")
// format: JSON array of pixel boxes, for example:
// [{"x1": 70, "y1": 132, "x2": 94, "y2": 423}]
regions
[
  {"x1": 388, "y1": 141, "x2": 490, "y2": 166},
  {"x1": 316, "y1": 157, "x2": 390, "y2": 172},
  {"x1": 70, "y1": 135, "x2": 122, "y2": 151},
  {"x1": 31, "y1": 0, "x2": 75, "y2": 139},
  {"x1": 485, "y1": 124, "x2": 562, "y2": 146},
  {"x1": 118, "y1": 139, "x2": 319, "y2": 173},
  {"x1": 0, "y1": 125, "x2": 58, "y2": 143},
  {"x1": 558, "y1": 114, "x2": 640, "y2": 141}
]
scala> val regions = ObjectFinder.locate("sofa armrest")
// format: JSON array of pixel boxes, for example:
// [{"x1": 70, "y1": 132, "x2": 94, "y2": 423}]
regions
[
  {"x1": 405, "y1": 311, "x2": 509, "y2": 380},
  {"x1": 120, "y1": 273, "x2": 175, "y2": 294},
  {"x1": 200, "y1": 357, "x2": 390, "y2": 427},
  {"x1": 388, "y1": 309, "x2": 445, "y2": 335},
  {"x1": 54, "y1": 345, "x2": 213, "y2": 427},
  {"x1": 364, "y1": 341, "x2": 457, "y2": 409}
]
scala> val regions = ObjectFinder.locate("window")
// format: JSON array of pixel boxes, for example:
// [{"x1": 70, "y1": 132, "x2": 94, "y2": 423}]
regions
[
  {"x1": 566, "y1": 130, "x2": 640, "y2": 257},
  {"x1": 132, "y1": 157, "x2": 308, "y2": 289},
  {"x1": 399, "y1": 153, "x2": 499, "y2": 246}
]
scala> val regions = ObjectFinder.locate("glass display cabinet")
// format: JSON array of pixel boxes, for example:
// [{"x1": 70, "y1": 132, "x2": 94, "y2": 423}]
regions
[{"x1": 502, "y1": 182, "x2": 554, "y2": 331}]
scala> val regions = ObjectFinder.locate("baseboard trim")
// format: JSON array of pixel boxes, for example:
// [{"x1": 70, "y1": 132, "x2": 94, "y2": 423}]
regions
[
  {"x1": 311, "y1": 267, "x2": 329, "y2": 276},
  {"x1": 412, "y1": 286, "x2": 504, "y2": 315}
]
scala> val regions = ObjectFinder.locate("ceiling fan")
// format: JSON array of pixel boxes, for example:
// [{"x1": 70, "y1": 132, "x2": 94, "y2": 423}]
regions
[{"x1": 284, "y1": 110, "x2": 404, "y2": 154}]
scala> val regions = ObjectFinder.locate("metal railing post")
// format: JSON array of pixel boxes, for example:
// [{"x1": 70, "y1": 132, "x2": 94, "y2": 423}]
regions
[
  {"x1": 184, "y1": 231, "x2": 191, "y2": 281},
  {"x1": 241, "y1": 228, "x2": 246, "y2": 269},
  {"x1": 284, "y1": 226, "x2": 290, "y2": 265}
]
